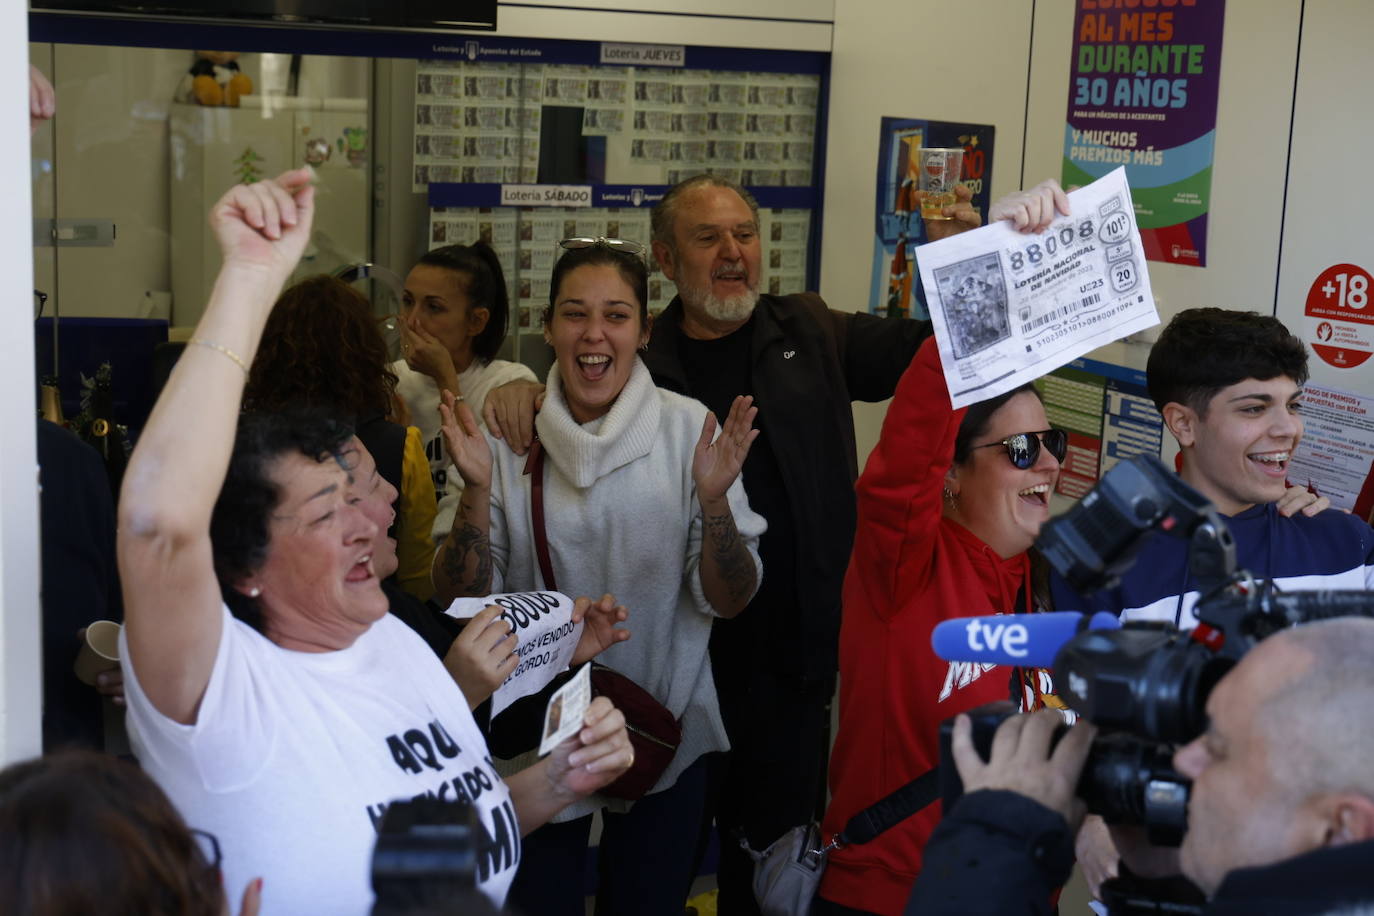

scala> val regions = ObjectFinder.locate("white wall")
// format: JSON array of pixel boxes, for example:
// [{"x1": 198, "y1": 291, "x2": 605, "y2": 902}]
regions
[
  {"x1": 505, "y1": 0, "x2": 832, "y2": 19},
  {"x1": 491, "y1": 2, "x2": 831, "y2": 50},
  {"x1": 3, "y1": 19, "x2": 43, "y2": 763},
  {"x1": 1275, "y1": 0, "x2": 1374, "y2": 394},
  {"x1": 822, "y1": 0, "x2": 1036, "y2": 468}
]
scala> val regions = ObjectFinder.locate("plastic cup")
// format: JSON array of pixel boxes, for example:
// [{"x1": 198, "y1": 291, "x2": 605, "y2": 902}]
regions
[
  {"x1": 918, "y1": 148, "x2": 965, "y2": 220},
  {"x1": 73, "y1": 620, "x2": 121, "y2": 687}
]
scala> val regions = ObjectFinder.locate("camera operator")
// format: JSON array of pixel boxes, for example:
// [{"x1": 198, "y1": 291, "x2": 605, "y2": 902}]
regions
[{"x1": 907, "y1": 618, "x2": 1374, "y2": 916}]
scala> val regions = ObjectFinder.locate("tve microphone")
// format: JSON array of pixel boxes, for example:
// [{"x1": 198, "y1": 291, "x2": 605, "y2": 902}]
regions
[{"x1": 930, "y1": 611, "x2": 1122, "y2": 668}]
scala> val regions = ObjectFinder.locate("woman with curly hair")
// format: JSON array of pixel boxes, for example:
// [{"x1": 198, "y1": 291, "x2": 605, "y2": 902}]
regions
[{"x1": 245, "y1": 274, "x2": 436, "y2": 602}]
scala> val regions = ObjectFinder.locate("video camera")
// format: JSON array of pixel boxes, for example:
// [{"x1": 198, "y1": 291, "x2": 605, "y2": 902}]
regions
[{"x1": 937, "y1": 455, "x2": 1374, "y2": 849}]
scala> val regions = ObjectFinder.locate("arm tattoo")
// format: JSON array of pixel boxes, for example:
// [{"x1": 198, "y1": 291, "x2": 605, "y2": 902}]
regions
[
  {"x1": 440, "y1": 521, "x2": 492, "y2": 597},
  {"x1": 705, "y1": 511, "x2": 755, "y2": 604}
]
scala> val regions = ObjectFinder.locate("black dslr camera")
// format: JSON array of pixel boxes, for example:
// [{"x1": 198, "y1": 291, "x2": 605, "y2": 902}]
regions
[
  {"x1": 941, "y1": 455, "x2": 1374, "y2": 911},
  {"x1": 371, "y1": 797, "x2": 483, "y2": 916}
]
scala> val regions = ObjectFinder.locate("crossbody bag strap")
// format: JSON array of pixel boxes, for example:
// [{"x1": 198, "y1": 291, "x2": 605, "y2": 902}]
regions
[
  {"x1": 837, "y1": 767, "x2": 940, "y2": 847},
  {"x1": 522, "y1": 438, "x2": 558, "y2": 592}
]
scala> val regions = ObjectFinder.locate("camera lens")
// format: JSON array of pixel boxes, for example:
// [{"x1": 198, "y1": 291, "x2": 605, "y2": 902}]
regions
[
  {"x1": 1078, "y1": 733, "x2": 1190, "y2": 846},
  {"x1": 1055, "y1": 628, "x2": 1234, "y2": 745}
]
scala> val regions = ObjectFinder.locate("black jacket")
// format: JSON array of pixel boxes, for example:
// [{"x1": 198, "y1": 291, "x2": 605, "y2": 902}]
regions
[
  {"x1": 908, "y1": 789, "x2": 1374, "y2": 916},
  {"x1": 643, "y1": 292, "x2": 929, "y2": 678},
  {"x1": 1207, "y1": 839, "x2": 1374, "y2": 915},
  {"x1": 906, "y1": 790, "x2": 1073, "y2": 916}
]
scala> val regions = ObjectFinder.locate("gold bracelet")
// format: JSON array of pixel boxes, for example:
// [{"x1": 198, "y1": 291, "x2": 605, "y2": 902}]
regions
[{"x1": 187, "y1": 337, "x2": 250, "y2": 377}]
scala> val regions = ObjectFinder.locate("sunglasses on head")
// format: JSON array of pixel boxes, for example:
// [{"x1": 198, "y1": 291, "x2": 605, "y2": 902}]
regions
[
  {"x1": 559, "y1": 236, "x2": 646, "y2": 257},
  {"x1": 971, "y1": 428, "x2": 1068, "y2": 469}
]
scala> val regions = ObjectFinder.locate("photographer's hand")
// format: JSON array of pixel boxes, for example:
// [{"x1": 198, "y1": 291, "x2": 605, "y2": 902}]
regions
[{"x1": 952, "y1": 710, "x2": 1096, "y2": 832}]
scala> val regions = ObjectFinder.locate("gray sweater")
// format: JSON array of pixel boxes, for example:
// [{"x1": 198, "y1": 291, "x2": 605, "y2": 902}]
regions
[{"x1": 488, "y1": 358, "x2": 766, "y2": 818}]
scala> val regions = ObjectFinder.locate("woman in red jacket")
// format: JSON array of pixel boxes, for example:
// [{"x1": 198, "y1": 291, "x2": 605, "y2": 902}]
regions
[{"x1": 816, "y1": 333, "x2": 1068, "y2": 916}]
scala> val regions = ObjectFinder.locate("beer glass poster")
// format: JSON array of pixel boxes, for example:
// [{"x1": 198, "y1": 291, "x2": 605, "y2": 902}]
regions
[
  {"x1": 869, "y1": 118, "x2": 994, "y2": 318},
  {"x1": 1063, "y1": 0, "x2": 1226, "y2": 267}
]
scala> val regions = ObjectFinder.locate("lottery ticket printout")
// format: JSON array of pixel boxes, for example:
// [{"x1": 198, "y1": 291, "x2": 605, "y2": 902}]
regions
[{"x1": 916, "y1": 167, "x2": 1159, "y2": 408}]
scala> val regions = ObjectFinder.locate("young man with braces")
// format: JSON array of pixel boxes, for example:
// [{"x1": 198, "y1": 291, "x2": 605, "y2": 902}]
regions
[{"x1": 1055, "y1": 307, "x2": 1374, "y2": 628}]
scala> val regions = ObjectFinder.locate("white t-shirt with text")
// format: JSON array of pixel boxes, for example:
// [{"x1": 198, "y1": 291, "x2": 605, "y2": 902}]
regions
[{"x1": 122, "y1": 606, "x2": 519, "y2": 915}]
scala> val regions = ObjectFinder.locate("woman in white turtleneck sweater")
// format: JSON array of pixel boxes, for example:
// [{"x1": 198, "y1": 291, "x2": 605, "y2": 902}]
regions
[{"x1": 432, "y1": 239, "x2": 767, "y2": 916}]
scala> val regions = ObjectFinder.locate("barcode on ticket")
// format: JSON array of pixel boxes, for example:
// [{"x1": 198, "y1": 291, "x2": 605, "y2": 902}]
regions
[{"x1": 1020, "y1": 293, "x2": 1102, "y2": 335}]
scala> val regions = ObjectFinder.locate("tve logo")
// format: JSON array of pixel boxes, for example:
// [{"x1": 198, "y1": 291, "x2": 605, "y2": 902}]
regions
[{"x1": 964, "y1": 619, "x2": 1029, "y2": 658}]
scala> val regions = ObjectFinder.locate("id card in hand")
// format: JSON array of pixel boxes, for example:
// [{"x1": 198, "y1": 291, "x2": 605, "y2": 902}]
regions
[{"x1": 538, "y1": 662, "x2": 591, "y2": 757}]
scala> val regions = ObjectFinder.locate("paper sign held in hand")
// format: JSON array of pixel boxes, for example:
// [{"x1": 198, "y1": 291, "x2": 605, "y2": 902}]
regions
[
  {"x1": 538, "y1": 662, "x2": 592, "y2": 757},
  {"x1": 444, "y1": 591, "x2": 585, "y2": 716}
]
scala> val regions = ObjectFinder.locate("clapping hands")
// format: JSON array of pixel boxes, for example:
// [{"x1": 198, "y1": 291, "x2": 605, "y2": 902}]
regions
[
  {"x1": 571, "y1": 594, "x2": 631, "y2": 665},
  {"x1": 438, "y1": 389, "x2": 493, "y2": 490}
]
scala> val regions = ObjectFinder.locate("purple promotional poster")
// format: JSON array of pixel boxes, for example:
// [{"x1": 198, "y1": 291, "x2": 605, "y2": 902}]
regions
[{"x1": 1063, "y1": 0, "x2": 1226, "y2": 267}]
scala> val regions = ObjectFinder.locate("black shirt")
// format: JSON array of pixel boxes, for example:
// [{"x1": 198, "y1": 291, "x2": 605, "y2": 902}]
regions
[{"x1": 676, "y1": 319, "x2": 799, "y2": 679}]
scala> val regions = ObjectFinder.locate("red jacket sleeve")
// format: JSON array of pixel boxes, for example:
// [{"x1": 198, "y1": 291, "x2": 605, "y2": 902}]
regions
[{"x1": 851, "y1": 336, "x2": 966, "y2": 618}]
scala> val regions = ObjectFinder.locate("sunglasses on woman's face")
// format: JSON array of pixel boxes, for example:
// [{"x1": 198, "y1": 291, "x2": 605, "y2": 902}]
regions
[
  {"x1": 559, "y1": 237, "x2": 646, "y2": 256},
  {"x1": 971, "y1": 428, "x2": 1068, "y2": 470}
]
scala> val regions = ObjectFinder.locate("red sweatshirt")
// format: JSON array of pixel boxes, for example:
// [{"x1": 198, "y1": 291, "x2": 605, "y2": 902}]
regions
[{"x1": 819, "y1": 337, "x2": 1035, "y2": 915}]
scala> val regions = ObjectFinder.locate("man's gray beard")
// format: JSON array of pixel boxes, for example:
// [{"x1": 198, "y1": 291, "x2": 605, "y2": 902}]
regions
[{"x1": 681, "y1": 283, "x2": 759, "y2": 324}]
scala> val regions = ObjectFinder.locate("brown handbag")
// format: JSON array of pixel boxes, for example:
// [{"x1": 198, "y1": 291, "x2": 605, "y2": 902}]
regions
[{"x1": 525, "y1": 440, "x2": 682, "y2": 801}]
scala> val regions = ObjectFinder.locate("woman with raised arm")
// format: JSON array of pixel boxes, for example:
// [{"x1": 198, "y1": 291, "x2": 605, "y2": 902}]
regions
[
  {"x1": 815, "y1": 336, "x2": 1069, "y2": 916},
  {"x1": 814, "y1": 183, "x2": 1077, "y2": 916},
  {"x1": 117, "y1": 171, "x2": 631, "y2": 916},
  {"x1": 432, "y1": 238, "x2": 767, "y2": 916}
]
